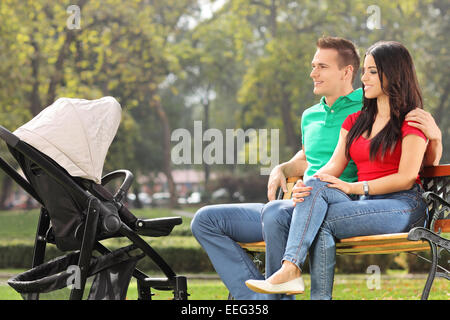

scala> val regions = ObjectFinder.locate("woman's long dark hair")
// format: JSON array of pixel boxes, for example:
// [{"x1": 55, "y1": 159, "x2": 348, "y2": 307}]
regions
[{"x1": 345, "y1": 41, "x2": 423, "y2": 160}]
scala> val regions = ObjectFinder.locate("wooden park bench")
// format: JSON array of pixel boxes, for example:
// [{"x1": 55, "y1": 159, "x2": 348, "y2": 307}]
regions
[{"x1": 238, "y1": 164, "x2": 450, "y2": 300}]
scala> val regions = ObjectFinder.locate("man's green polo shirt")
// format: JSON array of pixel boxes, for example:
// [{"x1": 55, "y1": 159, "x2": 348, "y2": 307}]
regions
[{"x1": 301, "y1": 88, "x2": 363, "y2": 182}]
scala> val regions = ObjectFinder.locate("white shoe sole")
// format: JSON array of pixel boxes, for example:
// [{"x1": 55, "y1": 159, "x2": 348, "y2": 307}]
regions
[{"x1": 245, "y1": 277, "x2": 305, "y2": 295}]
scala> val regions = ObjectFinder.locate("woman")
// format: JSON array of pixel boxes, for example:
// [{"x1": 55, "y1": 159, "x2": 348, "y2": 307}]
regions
[{"x1": 245, "y1": 41, "x2": 429, "y2": 299}]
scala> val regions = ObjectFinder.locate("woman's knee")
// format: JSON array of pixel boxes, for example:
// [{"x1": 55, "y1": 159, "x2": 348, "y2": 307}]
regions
[{"x1": 305, "y1": 177, "x2": 328, "y2": 189}]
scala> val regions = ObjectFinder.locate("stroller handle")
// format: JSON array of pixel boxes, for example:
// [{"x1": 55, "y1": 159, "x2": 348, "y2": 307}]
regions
[
  {"x1": 0, "y1": 125, "x2": 19, "y2": 147},
  {"x1": 101, "y1": 170, "x2": 134, "y2": 203}
]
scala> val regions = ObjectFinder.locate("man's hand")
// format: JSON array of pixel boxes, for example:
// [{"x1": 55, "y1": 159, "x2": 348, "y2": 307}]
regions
[
  {"x1": 405, "y1": 108, "x2": 442, "y2": 142},
  {"x1": 292, "y1": 179, "x2": 312, "y2": 206},
  {"x1": 405, "y1": 108, "x2": 443, "y2": 166},
  {"x1": 267, "y1": 165, "x2": 287, "y2": 201}
]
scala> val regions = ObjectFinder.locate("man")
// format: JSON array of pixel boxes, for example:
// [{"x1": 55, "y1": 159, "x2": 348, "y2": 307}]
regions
[{"x1": 191, "y1": 36, "x2": 442, "y2": 300}]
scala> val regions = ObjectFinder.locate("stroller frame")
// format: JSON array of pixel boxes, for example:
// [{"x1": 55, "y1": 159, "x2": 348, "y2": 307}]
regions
[{"x1": 0, "y1": 126, "x2": 188, "y2": 300}]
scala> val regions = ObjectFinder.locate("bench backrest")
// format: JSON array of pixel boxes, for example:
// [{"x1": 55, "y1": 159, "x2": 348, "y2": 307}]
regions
[{"x1": 421, "y1": 165, "x2": 450, "y2": 233}]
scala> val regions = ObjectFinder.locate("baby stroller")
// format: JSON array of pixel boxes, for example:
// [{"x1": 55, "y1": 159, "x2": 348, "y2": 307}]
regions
[{"x1": 0, "y1": 97, "x2": 188, "y2": 300}]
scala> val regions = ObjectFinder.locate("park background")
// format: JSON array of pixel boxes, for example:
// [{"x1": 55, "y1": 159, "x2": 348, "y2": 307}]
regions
[{"x1": 0, "y1": 0, "x2": 448, "y2": 299}]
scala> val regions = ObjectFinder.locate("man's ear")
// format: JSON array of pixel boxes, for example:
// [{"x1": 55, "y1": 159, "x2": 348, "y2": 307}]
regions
[{"x1": 343, "y1": 65, "x2": 354, "y2": 81}]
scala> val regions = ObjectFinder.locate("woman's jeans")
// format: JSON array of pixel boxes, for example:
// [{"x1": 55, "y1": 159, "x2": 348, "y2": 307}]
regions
[{"x1": 261, "y1": 178, "x2": 428, "y2": 300}]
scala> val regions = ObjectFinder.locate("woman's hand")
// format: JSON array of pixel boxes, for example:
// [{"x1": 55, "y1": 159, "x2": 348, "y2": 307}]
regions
[
  {"x1": 314, "y1": 173, "x2": 353, "y2": 194},
  {"x1": 292, "y1": 179, "x2": 313, "y2": 206}
]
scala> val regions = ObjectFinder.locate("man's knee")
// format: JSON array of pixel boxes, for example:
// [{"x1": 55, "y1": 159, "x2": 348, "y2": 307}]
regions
[
  {"x1": 261, "y1": 200, "x2": 292, "y2": 231},
  {"x1": 191, "y1": 206, "x2": 214, "y2": 237}
]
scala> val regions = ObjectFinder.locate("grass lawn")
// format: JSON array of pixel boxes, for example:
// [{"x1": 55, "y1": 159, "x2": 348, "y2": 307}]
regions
[
  {"x1": 0, "y1": 208, "x2": 448, "y2": 300},
  {"x1": 0, "y1": 273, "x2": 229, "y2": 300},
  {"x1": 0, "y1": 271, "x2": 448, "y2": 300},
  {"x1": 0, "y1": 207, "x2": 194, "y2": 243}
]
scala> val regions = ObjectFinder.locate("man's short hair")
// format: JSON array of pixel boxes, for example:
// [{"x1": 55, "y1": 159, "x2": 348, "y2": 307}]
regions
[{"x1": 316, "y1": 36, "x2": 360, "y2": 83}]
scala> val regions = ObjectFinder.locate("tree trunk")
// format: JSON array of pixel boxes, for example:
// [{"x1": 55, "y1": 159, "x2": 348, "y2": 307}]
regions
[
  {"x1": 0, "y1": 176, "x2": 13, "y2": 210},
  {"x1": 153, "y1": 100, "x2": 178, "y2": 208},
  {"x1": 280, "y1": 88, "x2": 299, "y2": 154},
  {"x1": 269, "y1": 0, "x2": 277, "y2": 37},
  {"x1": 29, "y1": 36, "x2": 41, "y2": 117},
  {"x1": 433, "y1": 82, "x2": 449, "y2": 126},
  {"x1": 46, "y1": 31, "x2": 75, "y2": 106},
  {"x1": 46, "y1": 0, "x2": 88, "y2": 106},
  {"x1": 202, "y1": 87, "x2": 211, "y2": 192}
]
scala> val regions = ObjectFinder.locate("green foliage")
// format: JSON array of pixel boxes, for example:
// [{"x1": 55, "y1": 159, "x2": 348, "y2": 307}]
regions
[
  {"x1": 0, "y1": 0, "x2": 448, "y2": 197},
  {"x1": 232, "y1": 0, "x2": 449, "y2": 161}
]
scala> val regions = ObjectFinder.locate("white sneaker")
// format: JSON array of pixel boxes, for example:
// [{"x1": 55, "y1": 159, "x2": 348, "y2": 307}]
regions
[{"x1": 245, "y1": 277, "x2": 305, "y2": 295}]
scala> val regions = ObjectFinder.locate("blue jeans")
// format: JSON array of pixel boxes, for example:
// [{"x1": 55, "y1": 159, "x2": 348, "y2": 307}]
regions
[
  {"x1": 190, "y1": 203, "x2": 294, "y2": 300},
  {"x1": 261, "y1": 178, "x2": 427, "y2": 300}
]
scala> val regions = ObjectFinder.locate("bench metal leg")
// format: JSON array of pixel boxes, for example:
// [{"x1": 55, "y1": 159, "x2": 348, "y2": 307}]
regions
[
  {"x1": 421, "y1": 241, "x2": 438, "y2": 300},
  {"x1": 408, "y1": 227, "x2": 450, "y2": 300}
]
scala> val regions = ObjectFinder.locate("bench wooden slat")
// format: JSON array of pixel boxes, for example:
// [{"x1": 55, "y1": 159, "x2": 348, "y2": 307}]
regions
[
  {"x1": 434, "y1": 219, "x2": 450, "y2": 233},
  {"x1": 336, "y1": 233, "x2": 410, "y2": 246},
  {"x1": 281, "y1": 177, "x2": 300, "y2": 200},
  {"x1": 336, "y1": 241, "x2": 429, "y2": 252},
  {"x1": 421, "y1": 164, "x2": 450, "y2": 177},
  {"x1": 336, "y1": 246, "x2": 431, "y2": 255},
  {"x1": 237, "y1": 241, "x2": 266, "y2": 252}
]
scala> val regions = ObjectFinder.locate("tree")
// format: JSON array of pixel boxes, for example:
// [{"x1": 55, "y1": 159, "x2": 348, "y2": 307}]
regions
[{"x1": 0, "y1": 0, "x2": 203, "y2": 207}]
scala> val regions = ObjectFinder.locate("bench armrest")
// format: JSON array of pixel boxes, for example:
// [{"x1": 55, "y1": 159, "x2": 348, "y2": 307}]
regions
[
  {"x1": 422, "y1": 192, "x2": 450, "y2": 233},
  {"x1": 420, "y1": 164, "x2": 450, "y2": 233},
  {"x1": 408, "y1": 227, "x2": 450, "y2": 251}
]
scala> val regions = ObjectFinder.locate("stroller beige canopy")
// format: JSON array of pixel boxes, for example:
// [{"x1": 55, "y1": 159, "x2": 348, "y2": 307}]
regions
[{"x1": 14, "y1": 96, "x2": 121, "y2": 184}]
